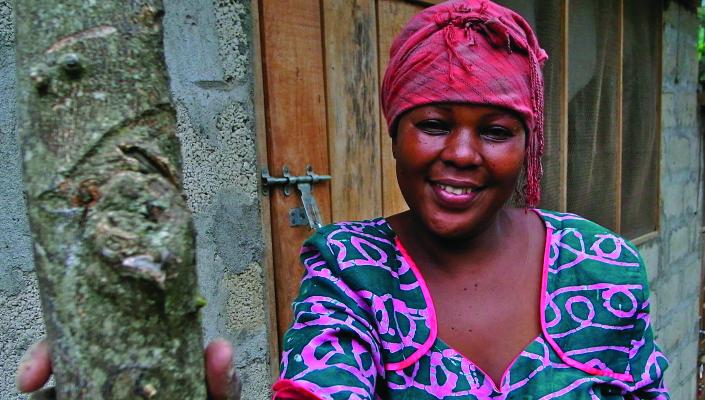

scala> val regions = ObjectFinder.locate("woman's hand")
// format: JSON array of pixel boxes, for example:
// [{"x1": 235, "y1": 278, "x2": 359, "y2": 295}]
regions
[
  {"x1": 16, "y1": 338, "x2": 241, "y2": 400},
  {"x1": 15, "y1": 340, "x2": 52, "y2": 395},
  {"x1": 205, "y1": 339, "x2": 242, "y2": 400}
]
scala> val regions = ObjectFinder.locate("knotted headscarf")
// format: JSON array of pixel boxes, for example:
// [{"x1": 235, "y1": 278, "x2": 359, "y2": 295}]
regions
[{"x1": 381, "y1": 0, "x2": 548, "y2": 207}]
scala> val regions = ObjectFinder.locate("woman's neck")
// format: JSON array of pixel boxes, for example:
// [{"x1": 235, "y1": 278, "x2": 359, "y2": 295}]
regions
[{"x1": 389, "y1": 207, "x2": 519, "y2": 275}]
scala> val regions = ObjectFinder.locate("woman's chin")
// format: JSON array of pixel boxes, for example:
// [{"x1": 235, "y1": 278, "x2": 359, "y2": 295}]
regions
[
  {"x1": 420, "y1": 203, "x2": 507, "y2": 242},
  {"x1": 424, "y1": 215, "x2": 484, "y2": 241}
]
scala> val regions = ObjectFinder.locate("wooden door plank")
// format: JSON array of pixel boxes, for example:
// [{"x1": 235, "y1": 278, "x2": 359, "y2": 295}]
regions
[
  {"x1": 322, "y1": 0, "x2": 382, "y2": 221},
  {"x1": 614, "y1": 0, "x2": 624, "y2": 233},
  {"x1": 377, "y1": 0, "x2": 422, "y2": 216},
  {"x1": 250, "y1": 0, "x2": 280, "y2": 378},
  {"x1": 260, "y1": 0, "x2": 332, "y2": 340}
]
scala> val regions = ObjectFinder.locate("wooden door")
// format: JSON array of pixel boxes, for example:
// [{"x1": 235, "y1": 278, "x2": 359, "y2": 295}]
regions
[{"x1": 258, "y1": 0, "x2": 440, "y2": 346}]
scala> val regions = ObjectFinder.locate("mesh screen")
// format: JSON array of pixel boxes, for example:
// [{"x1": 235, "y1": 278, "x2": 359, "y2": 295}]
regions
[
  {"x1": 566, "y1": 0, "x2": 620, "y2": 230},
  {"x1": 495, "y1": 0, "x2": 564, "y2": 211},
  {"x1": 621, "y1": 0, "x2": 660, "y2": 238}
]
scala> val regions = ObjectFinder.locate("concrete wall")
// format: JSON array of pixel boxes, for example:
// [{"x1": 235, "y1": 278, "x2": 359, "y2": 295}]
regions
[
  {"x1": 637, "y1": 1, "x2": 702, "y2": 398},
  {"x1": 163, "y1": 1, "x2": 271, "y2": 399},
  {"x1": 0, "y1": 1, "x2": 272, "y2": 399},
  {"x1": 0, "y1": 1, "x2": 46, "y2": 398}
]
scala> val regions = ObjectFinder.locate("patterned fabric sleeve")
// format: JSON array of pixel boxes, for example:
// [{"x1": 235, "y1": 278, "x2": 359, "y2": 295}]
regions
[
  {"x1": 272, "y1": 238, "x2": 383, "y2": 400},
  {"x1": 627, "y1": 254, "x2": 670, "y2": 399}
]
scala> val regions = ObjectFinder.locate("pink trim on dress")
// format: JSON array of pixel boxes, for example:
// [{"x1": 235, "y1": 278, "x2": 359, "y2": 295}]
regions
[
  {"x1": 390, "y1": 212, "x2": 550, "y2": 393},
  {"x1": 272, "y1": 379, "x2": 325, "y2": 400},
  {"x1": 385, "y1": 237, "x2": 439, "y2": 371},
  {"x1": 390, "y1": 209, "x2": 635, "y2": 387},
  {"x1": 537, "y1": 216, "x2": 635, "y2": 382}
]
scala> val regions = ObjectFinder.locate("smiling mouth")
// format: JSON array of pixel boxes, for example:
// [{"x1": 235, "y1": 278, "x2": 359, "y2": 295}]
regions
[{"x1": 437, "y1": 183, "x2": 477, "y2": 195}]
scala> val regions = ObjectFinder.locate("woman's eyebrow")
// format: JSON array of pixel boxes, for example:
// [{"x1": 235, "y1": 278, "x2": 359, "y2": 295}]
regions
[{"x1": 482, "y1": 112, "x2": 522, "y2": 123}]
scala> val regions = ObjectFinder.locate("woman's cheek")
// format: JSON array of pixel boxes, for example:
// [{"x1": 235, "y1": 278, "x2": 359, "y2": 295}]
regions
[{"x1": 490, "y1": 142, "x2": 525, "y2": 173}]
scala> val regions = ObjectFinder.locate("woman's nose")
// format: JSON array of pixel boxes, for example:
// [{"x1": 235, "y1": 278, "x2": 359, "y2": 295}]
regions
[{"x1": 440, "y1": 128, "x2": 482, "y2": 168}]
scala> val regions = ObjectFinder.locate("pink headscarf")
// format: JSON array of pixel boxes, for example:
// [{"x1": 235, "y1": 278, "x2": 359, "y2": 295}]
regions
[{"x1": 381, "y1": 0, "x2": 548, "y2": 207}]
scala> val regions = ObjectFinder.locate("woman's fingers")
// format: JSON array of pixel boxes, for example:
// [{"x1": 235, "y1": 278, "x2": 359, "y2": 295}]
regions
[
  {"x1": 17, "y1": 339, "x2": 242, "y2": 399},
  {"x1": 16, "y1": 340, "x2": 52, "y2": 393},
  {"x1": 205, "y1": 339, "x2": 241, "y2": 400}
]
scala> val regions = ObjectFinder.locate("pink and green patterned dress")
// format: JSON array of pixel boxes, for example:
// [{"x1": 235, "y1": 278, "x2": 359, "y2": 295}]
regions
[{"x1": 272, "y1": 209, "x2": 669, "y2": 399}]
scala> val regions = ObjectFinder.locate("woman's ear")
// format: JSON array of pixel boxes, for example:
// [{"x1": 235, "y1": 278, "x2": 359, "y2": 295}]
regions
[{"x1": 389, "y1": 120, "x2": 400, "y2": 160}]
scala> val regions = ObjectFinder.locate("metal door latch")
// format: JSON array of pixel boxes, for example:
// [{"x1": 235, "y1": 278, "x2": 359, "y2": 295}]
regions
[{"x1": 261, "y1": 165, "x2": 331, "y2": 229}]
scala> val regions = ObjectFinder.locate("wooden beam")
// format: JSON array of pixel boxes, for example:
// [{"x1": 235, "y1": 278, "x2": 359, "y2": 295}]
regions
[
  {"x1": 560, "y1": 0, "x2": 569, "y2": 211},
  {"x1": 615, "y1": 0, "x2": 624, "y2": 233},
  {"x1": 377, "y1": 0, "x2": 421, "y2": 216},
  {"x1": 259, "y1": 0, "x2": 332, "y2": 341},
  {"x1": 251, "y1": 0, "x2": 280, "y2": 380}
]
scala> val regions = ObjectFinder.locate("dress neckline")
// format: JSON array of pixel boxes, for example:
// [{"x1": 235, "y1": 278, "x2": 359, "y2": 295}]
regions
[
  {"x1": 432, "y1": 334, "x2": 545, "y2": 392},
  {"x1": 381, "y1": 208, "x2": 553, "y2": 393}
]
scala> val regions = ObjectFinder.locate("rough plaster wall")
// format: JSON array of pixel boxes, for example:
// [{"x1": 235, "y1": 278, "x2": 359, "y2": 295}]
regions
[
  {"x1": 163, "y1": 1, "x2": 271, "y2": 399},
  {"x1": 642, "y1": 2, "x2": 702, "y2": 398},
  {"x1": 0, "y1": 1, "x2": 46, "y2": 399}
]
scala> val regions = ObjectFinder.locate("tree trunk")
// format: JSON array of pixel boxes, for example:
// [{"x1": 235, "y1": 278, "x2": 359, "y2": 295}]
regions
[{"x1": 14, "y1": 1, "x2": 206, "y2": 398}]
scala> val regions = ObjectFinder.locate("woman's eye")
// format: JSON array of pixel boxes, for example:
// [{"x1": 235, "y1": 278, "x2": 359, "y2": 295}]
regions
[
  {"x1": 482, "y1": 126, "x2": 513, "y2": 140},
  {"x1": 416, "y1": 119, "x2": 450, "y2": 135}
]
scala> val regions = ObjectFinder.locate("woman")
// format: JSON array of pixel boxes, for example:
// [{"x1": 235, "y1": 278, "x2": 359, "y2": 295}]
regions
[{"x1": 18, "y1": 0, "x2": 668, "y2": 398}]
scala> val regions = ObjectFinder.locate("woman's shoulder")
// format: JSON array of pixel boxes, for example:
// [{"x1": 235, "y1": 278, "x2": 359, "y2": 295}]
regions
[
  {"x1": 535, "y1": 208, "x2": 648, "y2": 299},
  {"x1": 535, "y1": 208, "x2": 620, "y2": 234},
  {"x1": 535, "y1": 208, "x2": 642, "y2": 262},
  {"x1": 304, "y1": 217, "x2": 395, "y2": 249},
  {"x1": 536, "y1": 209, "x2": 658, "y2": 383},
  {"x1": 313, "y1": 216, "x2": 392, "y2": 235},
  {"x1": 299, "y1": 217, "x2": 402, "y2": 275}
]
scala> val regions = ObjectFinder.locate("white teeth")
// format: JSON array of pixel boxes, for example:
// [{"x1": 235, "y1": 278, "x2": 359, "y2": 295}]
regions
[{"x1": 439, "y1": 184, "x2": 472, "y2": 195}]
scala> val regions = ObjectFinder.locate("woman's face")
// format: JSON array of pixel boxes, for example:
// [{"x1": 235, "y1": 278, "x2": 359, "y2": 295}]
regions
[{"x1": 393, "y1": 103, "x2": 526, "y2": 239}]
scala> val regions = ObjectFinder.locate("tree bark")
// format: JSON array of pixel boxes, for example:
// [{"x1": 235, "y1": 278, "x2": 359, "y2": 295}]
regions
[{"x1": 14, "y1": 1, "x2": 205, "y2": 398}]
